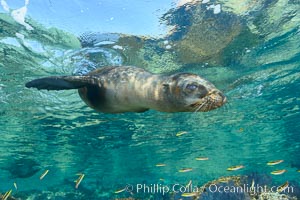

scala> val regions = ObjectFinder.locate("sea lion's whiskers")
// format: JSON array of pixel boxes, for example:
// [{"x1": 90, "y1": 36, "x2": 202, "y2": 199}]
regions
[
  {"x1": 207, "y1": 98, "x2": 213, "y2": 109},
  {"x1": 221, "y1": 98, "x2": 231, "y2": 112},
  {"x1": 194, "y1": 99, "x2": 207, "y2": 112},
  {"x1": 193, "y1": 103, "x2": 203, "y2": 112},
  {"x1": 208, "y1": 99, "x2": 214, "y2": 111}
]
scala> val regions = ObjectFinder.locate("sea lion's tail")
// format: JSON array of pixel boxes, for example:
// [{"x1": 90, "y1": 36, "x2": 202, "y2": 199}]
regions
[{"x1": 25, "y1": 76, "x2": 97, "y2": 90}]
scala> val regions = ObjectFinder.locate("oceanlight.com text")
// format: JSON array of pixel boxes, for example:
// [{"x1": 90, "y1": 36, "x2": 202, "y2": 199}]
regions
[{"x1": 124, "y1": 183, "x2": 294, "y2": 195}]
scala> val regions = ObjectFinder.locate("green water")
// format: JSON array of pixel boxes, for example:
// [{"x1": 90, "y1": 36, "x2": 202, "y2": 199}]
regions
[{"x1": 0, "y1": 0, "x2": 300, "y2": 199}]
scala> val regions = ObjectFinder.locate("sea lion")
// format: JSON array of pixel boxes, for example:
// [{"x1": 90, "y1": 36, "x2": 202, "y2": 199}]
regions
[{"x1": 25, "y1": 66, "x2": 226, "y2": 113}]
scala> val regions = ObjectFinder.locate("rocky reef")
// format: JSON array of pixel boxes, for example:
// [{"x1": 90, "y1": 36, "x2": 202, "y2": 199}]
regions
[{"x1": 2, "y1": 174, "x2": 298, "y2": 200}]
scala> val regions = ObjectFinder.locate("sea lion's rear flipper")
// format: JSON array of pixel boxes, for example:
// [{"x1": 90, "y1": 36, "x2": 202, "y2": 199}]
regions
[{"x1": 25, "y1": 76, "x2": 98, "y2": 90}]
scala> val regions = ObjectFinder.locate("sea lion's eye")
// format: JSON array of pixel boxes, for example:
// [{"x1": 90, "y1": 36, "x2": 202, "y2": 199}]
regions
[{"x1": 186, "y1": 84, "x2": 198, "y2": 90}]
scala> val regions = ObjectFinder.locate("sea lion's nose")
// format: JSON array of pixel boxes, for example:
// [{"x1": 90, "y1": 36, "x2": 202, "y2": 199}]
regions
[
  {"x1": 209, "y1": 89, "x2": 226, "y2": 106},
  {"x1": 219, "y1": 92, "x2": 227, "y2": 103}
]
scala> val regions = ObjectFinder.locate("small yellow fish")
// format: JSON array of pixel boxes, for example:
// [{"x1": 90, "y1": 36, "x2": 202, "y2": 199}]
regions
[
  {"x1": 98, "y1": 136, "x2": 106, "y2": 140},
  {"x1": 250, "y1": 179, "x2": 255, "y2": 191},
  {"x1": 297, "y1": 169, "x2": 300, "y2": 172},
  {"x1": 75, "y1": 173, "x2": 85, "y2": 189},
  {"x1": 271, "y1": 169, "x2": 286, "y2": 175},
  {"x1": 195, "y1": 157, "x2": 209, "y2": 161},
  {"x1": 2, "y1": 189, "x2": 12, "y2": 200},
  {"x1": 178, "y1": 168, "x2": 193, "y2": 173},
  {"x1": 186, "y1": 180, "x2": 192, "y2": 188},
  {"x1": 114, "y1": 188, "x2": 126, "y2": 194},
  {"x1": 40, "y1": 169, "x2": 49, "y2": 180},
  {"x1": 277, "y1": 181, "x2": 289, "y2": 193},
  {"x1": 176, "y1": 131, "x2": 188, "y2": 137},
  {"x1": 238, "y1": 128, "x2": 244, "y2": 132},
  {"x1": 159, "y1": 178, "x2": 165, "y2": 181},
  {"x1": 156, "y1": 163, "x2": 166, "y2": 167},
  {"x1": 181, "y1": 192, "x2": 197, "y2": 197},
  {"x1": 219, "y1": 180, "x2": 229, "y2": 183},
  {"x1": 267, "y1": 160, "x2": 284, "y2": 166},
  {"x1": 227, "y1": 165, "x2": 245, "y2": 171},
  {"x1": 14, "y1": 182, "x2": 17, "y2": 190}
]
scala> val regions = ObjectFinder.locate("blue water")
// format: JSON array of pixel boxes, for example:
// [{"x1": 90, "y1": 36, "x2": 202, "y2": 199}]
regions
[{"x1": 1, "y1": 0, "x2": 300, "y2": 199}]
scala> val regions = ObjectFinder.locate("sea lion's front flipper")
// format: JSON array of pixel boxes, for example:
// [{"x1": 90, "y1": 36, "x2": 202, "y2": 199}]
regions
[{"x1": 25, "y1": 76, "x2": 99, "y2": 90}]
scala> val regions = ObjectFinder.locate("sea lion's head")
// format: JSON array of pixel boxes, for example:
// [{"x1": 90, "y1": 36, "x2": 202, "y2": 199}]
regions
[{"x1": 164, "y1": 73, "x2": 226, "y2": 112}]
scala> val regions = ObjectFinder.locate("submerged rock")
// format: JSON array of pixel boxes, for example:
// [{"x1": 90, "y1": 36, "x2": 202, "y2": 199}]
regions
[
  {"x1": 5, "y1": 174, "x2": 299, "y2": 200},
  {"x1": 6, "y1": 158, "x2": 40, "y2": 179},
  {"x1": 0, "y1": 193, "x2": 19, "y2": 200},
  {"x1": 122, "y1": 173, "x2": 295, "y2": 200},
  {"x1": 172, "y1": 174, "x2": 298, "y2": 200}
]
